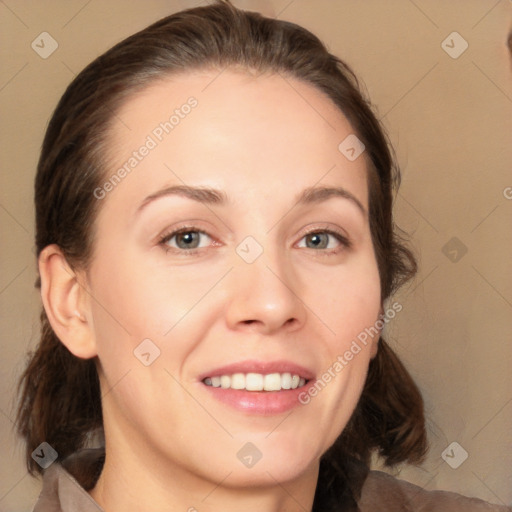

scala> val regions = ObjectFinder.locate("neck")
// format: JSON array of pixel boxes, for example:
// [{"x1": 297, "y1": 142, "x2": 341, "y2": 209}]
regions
[{"x1": 89, "y1": 442, "x2": 319, "y2": 512}]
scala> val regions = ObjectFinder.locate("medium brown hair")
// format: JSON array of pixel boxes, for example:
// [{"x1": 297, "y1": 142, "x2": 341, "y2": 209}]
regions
[{"x1": 16, "y1": 1, "x2": 427, "y2": 508}]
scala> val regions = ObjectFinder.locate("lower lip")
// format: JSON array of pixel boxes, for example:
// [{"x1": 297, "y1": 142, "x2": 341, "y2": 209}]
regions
[{"x1": 201, "y1": 383, "x2": 312, "y2": 415}]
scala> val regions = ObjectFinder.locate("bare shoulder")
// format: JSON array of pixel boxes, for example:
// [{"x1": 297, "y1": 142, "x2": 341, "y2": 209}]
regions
[{"x1": 358, "y1": 470, "x2": 511, "y2": 512}]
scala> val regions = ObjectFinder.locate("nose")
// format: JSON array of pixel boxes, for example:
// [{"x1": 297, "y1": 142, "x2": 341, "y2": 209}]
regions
[{"x1": 224, "y1": 251, "x2": 307, "y2": 335}]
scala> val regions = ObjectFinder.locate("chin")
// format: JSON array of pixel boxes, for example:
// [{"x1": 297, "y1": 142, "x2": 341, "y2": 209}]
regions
[
  {"x1": 218, "y1": 454, "x2": 318, "y2": 489},
  {"x1": 203, "y1": 436, "x2": 322, "y2": 488}
]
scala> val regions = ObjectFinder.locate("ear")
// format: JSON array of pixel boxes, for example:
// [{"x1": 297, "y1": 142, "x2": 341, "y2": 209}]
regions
[
  {"x1": 369, "y1": 306, "x2": 385, "y2": 359},
  {"x1": 38, "y1": 244, "x2": 97, "y2": 359}
]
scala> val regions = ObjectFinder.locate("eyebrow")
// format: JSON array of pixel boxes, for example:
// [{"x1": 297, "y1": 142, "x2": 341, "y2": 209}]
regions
[{"x1": 136, "y1": 184, "x2": 366, "y2": 216}]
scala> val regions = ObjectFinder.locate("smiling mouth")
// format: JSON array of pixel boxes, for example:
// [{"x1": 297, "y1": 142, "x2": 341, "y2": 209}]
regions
[{"x1": 202, "y1": 372, "x2": 309, "y2": 392}]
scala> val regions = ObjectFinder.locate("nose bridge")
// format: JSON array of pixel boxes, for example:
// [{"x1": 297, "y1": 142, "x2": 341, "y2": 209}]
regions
[{"x1": 225, "y1": 238, "x2": 306, "y2": 333}]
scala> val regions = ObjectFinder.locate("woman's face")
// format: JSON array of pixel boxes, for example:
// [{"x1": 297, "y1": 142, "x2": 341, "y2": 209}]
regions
[{"x1": 83, "y1": 69, "x2": 381, "y2": 486}]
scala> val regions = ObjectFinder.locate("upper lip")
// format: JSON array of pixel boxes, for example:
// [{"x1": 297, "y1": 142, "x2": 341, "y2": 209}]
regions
[{"x1": 198, "y1": 360, "x2": 316, "y2": 382}]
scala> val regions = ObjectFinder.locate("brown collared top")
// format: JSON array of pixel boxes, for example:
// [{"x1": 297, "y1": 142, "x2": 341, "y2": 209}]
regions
[{"x1": 32, "y1": 449, "x2": 510, "y2": 512}]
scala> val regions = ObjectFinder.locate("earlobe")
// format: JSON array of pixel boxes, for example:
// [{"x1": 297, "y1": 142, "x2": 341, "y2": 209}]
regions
[
  {"x1": 369, "y1": 306, "x2": 385, "y2": 359},
  {"x1": 370, "y1": 336, "x2": 379, "y2": 359},
  {"x1": 38, "y1": 244, "x2": 97, "y2": 359}
]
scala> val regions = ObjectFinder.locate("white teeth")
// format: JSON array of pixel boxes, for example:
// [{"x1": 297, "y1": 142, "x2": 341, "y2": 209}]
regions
[
  {"x1": 281, "y1": 372, "x2": 292, "y2": 389},
  {"x1": 263, "y1": 373, "x2": 281, "y2": 391},
  {"x1": 245, "y1": 373, "x2": 263, "y2": 391},
  {"x1": 203, "y1": 372, "x2": 308, "y2": 391},
  {"x1": 231, "y1": 373, "x2": 246, "y2": 389}
]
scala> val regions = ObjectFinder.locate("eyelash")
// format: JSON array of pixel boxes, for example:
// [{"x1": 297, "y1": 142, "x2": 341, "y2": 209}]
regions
[{"x1": 157, "y1": 225, "x2": 351, "y2": 257}]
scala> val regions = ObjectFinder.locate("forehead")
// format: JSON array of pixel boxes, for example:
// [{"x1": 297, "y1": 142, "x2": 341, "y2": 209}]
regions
[{"x1": 101, "y1": 69, "x2": 369, "y2": 212}]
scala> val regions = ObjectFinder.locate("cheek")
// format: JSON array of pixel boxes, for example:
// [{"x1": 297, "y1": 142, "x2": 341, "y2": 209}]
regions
[
  {"x1": 85, "y1": 249, "x2": 227, "y2": 393},
  {"x1": 87, "y1": 251, "x2": 211, "y2": 339},
  {"x1": 299, "y1": 252, "x2": 381, "y2": 441},
  {"x1": 310, "y1": 253, "x2": 381, "y2": 347},
  {"x1": 84, "y1": 254, "x2": 169, "y2": 387}
]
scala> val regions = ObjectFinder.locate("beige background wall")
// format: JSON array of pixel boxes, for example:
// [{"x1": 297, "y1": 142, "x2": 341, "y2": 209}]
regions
[{"x1": 1, "y1": 0, "x2": 511, "y2": 510}]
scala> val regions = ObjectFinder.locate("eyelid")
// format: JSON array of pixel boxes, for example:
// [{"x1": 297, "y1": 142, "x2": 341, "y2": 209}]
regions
[
  {"x1": 157, "y1": 222, "x2": 351, "y2": 257},
  {"x1": 295, "y1": 225, "x2": 352, "y2": 251},
  {"x1": 158, "y1": 224, "x2": 218, "y2": 254},
  {"x1": 299, "y1": 223, "x2": 349, "y2": 237}
]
